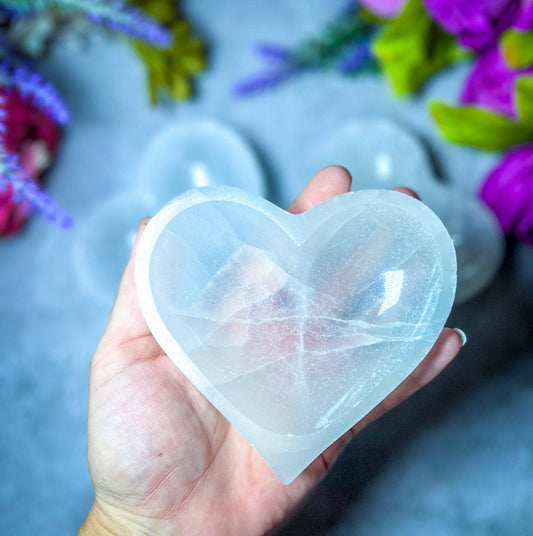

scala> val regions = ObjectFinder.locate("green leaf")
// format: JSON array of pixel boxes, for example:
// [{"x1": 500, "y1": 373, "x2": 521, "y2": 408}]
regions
[
  {"x1": 501, "y1": 30, "x2": 533, "y2": 69},
  {"x1": 128, "y1": 0, "x2": 206, "y2": 105},
  {"x1": 430, "y1": 101, "x2": 533, "y2": 151},
  {"x1": 516, "y1": 76, "x2": 533, "y2": 126},
  {"x1": 372, "y1": 0, "x2": 467, "y2": 96}
]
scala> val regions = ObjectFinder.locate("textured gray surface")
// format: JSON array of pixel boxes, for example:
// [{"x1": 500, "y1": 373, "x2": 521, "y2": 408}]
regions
[
  {"x1": 1, "y1": 1, "x2": 532, "y2": 535},
  {"x1": 327, "y1": 353, "x2": 533, "y2": 536}
]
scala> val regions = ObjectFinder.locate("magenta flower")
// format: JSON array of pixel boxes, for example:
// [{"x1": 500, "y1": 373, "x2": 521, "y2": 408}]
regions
[
  {"x1": 359, "y1": 0, "x2": 406, "y2": 17},
  {"x1": 424, "y1": 0, "x2": 522, "y2": 51},
  {"x1": 0, "y1": 87, "x2": 61, "y2": 236},
  {"x1": 515, "y1": 0, "x2": 533, "y2": 29},
  {"x1": 0, "y1": 182, "x2": 28, "y2": 235},
  {"x1": 461, "y1": 46, "x2": 533, "y2": 118},
  {"x1": 481, "y1": 145, "x2": 533, "y2": 246}
]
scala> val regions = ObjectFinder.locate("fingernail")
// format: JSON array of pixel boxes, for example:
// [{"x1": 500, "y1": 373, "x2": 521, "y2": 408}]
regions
[
  {"x1": 139, "y1": 217, "x2": 151, "y2": 229},
  {"x1": 453, "y1": 328, "x2": 467, "y2": 347}
]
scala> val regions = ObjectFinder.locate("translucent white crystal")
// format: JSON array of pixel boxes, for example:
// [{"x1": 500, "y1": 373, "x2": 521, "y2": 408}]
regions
[
  {"x1": 306, "y1": 119, "x2": 434, "y2": 191},
  {"x1": 307, "y1": 118, "x2": 504, "y2": 304},
  {"x1": 137, "y1": 120, "x2": 266, "y2": 205},
  {"x1": 74, "y1": 193, "x2": 155, "y2": 303},
  {"x1": 75, "y1": 120, "x2": 267, "y2": 305},
  {"x1": 135, "y1": 187, "x2": 456, "y2": 483}
]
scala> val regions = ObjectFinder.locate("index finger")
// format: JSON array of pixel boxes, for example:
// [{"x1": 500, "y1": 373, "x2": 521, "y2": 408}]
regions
[{"x1": 288, "y1": 165, "x2": 352, "y2": 214}]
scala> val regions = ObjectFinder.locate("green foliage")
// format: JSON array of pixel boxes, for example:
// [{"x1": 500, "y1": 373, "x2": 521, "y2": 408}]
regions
[
  {"x1": 501, "y1": 29, "x2": 533, "y2": 69},
  {"x1": 430, "y1": 101, "x2": 533, "y2": 151},
  {"x1": 516, "y1": 76, "x2": 533, "y2": 126},
  {"x1": 129, "y1": 0, "x2": 206, "y2": 104},
  {"x1": 290, "y1": 9, "x2": 376, "y2": 67},
  {"x1": 372, "y1": 0, "x2": 467, "y2": 96}
]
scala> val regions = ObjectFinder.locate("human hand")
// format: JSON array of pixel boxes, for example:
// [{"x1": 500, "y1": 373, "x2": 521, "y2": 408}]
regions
[{"x1": 79, "y1": 166, "x2": 464, "y2": 536}]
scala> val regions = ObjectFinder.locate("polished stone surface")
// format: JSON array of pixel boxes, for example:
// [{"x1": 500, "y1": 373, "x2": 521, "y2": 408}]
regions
[
  {"x1": 136, "y1": 187, "x2": 456, "y2": 482},
  {"x1": 74, "y1": 120, "x2": 266, "y2": 303},
  {"x1": 137, "y1": 120, "x2": 267, "y2": 204},
  {"x1": 307, "y1": 119, "x2": 504, "y2": 304}
]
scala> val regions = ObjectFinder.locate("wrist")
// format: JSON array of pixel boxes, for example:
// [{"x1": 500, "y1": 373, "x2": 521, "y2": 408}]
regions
[
  {"x1": 78, "y1": 506, "x2": 115, "y2": 536},
  {"x1": 78, "y1": 501, "x2": 160, "y2": 536}
]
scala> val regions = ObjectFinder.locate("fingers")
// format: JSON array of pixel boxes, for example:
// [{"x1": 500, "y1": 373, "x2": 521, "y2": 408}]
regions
[
  {"x1": 392, "y1": 186, "x2": 420, "y2": 200},
  {"x1": 373, "y1": 328, "x2": 463, "y2": 417},
  {"x1": 287, "y1": 168, "x2": 419, "y2": 216},
  {"x1": 320, "y1": 328, "x2": 464, "y2": 469},
  {"x1": 288, "y1": 165, "x2": 352, "y2": 214},
  {"x1": 346, "y1": 328, "x2": 463, "y2": 437}
]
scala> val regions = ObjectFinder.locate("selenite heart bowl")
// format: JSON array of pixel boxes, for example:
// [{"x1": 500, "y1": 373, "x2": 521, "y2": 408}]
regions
[{"x1": 135, "y1": 187, "x2": 456, "y2": 483}]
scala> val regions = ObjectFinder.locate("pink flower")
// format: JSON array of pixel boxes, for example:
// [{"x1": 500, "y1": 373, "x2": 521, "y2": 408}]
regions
[
  {"x1": 0, "y1": 87, "x2": 61, "y2": 236},
  {"x1": 0, "y1": 182, "x2": 29, "y2": 235},
  {"x1": 424, "y1": 0, "x2": 522, "y2": 51},
  {"x1": 359, "y1": 0, "x2": 406, "y2": 17},
  {"x1": 481, "y1": 144, "x2": 533, "y2": 246},
  {"x1": 460, "y1": 46, "x2": 533, "y2": 118}
]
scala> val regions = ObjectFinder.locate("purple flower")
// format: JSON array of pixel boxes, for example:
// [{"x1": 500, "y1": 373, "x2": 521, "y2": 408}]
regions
[
  {"x1": 87, "y1": 3, "x2": 170, "y2": 47},
  {"x1": 233, "y1": 65, "x2": 300, "y2": 96},
  {"x1": 359, "y1": 0, "x2": 406, "y2": 17},
  {"x1": 481, "y1": 144, "x2": 533, "y2": 246},
  {"x1": 515, "y1": 0, "x2": 533, "y2": 29},
  {"x1": 424, "y1": 0, "x2": 522, "y2": 51},
  {"x1": 8, "y1": 0, "x2": 170, "y2": 47},
  {"x1": 461, "y1": 46, "x2": 533, "y2": 118},
  {"x1": 337, "y1": 39, "x2": 374, "y2": 72}
]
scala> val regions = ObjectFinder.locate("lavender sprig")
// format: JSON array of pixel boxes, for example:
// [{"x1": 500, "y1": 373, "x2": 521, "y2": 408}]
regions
[
  {"x1": 234, "y1": 64, "x2": 300, "y2": 96},
  {"x1": 234, "y1": 2, "x2": 377, "y2": 96},
  {"x1": 233, "y1": 44, "x2": 301, "y2": 95},
  {"x1": 0, "y1": 0, "x2": 171, "y2": 47},
  {"x1": 87, "y1": 1, "x2": 170, "y2": 46},
  {"x1": 254, "y1": 44, "x2": 292, "y2": 64},
  {"x1": 337, "y1": 39, "x2": 375, "y2": 73},
  {"x1": 0, "y1": 59, "x2": 69, "y2": 125},
  {"x1": 0, "y1": 153, "x2": 73, "y2": 229}
]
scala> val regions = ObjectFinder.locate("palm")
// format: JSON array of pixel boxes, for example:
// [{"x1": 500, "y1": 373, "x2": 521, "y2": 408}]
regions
[
  {"x1": 89, "y1": 314, "x2": 329, "y2": 535},
  {"x1": 83, "y1": 168, "x2": 462, "y2": 536}
]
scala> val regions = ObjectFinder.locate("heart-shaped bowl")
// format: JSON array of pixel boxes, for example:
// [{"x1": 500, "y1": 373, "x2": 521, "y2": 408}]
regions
[{"x1": 135, "y1": 187, "x2": 456, "y2": 483}]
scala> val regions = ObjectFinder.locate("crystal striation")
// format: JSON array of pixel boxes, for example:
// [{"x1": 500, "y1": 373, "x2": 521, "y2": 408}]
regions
[{"x1": 135, "y1": 187, "x2": 457, "y2": 484}]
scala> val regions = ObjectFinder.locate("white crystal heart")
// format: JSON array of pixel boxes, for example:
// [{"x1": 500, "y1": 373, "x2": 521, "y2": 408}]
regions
[{"x1": 135, "y1": 187, "x2": 456, "y2": 484}]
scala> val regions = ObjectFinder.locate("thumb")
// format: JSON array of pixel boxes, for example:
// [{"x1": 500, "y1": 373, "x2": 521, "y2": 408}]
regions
[{"x1": 101, "y1": 217, "x2": 152, "y2": 347}]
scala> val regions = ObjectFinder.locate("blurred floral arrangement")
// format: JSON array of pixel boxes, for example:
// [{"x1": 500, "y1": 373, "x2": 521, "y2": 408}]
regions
[
  {"x1": 0, "y1": 0, "x2": 205, "y2": 236},
  {"x1": 237, "y1": 0, "x2": 533, "y2": 247}
]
